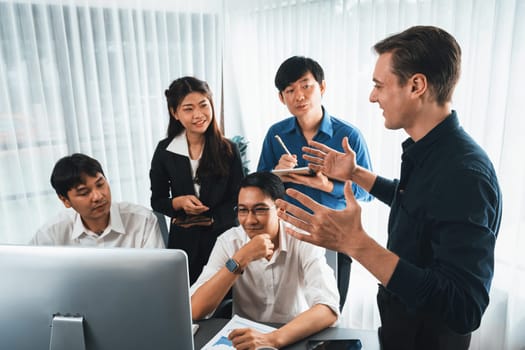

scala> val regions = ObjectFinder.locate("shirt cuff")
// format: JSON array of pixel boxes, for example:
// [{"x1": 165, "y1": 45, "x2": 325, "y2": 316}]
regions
[
  {"x1": 386, "y1": 257, "x2": 426, "y2": 308},
  {"x1": 370, "y1": 176, "x2": 397, "y2": 205},
  {"x1": 331, "y1": 180, "x2": 345, "y2": 196}
]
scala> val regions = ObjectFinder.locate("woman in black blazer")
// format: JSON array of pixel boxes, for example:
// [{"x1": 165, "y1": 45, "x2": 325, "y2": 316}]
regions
[{"x1": 150, "y1": 76, "x2": 244, "y2": 284}]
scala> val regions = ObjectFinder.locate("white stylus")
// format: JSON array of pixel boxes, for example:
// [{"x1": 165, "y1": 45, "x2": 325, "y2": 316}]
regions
[{"x1": 274, "y1": 135, "x2": 292, "y2": 156}]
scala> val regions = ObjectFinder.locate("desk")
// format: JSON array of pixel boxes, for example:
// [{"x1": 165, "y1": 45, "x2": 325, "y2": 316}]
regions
[{"x1": 194, "y1": 318, "x2": 380, "y2": 350}]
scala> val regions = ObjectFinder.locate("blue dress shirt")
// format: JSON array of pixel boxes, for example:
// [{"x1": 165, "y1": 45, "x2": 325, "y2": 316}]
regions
[{"x1": 257, "y1": 107, "x2": 373, "y2": 210}]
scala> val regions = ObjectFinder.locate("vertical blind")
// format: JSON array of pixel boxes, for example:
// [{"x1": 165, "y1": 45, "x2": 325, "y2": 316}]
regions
[
  {"x1": 223, "y1": 0, "x2": 524, "y2": 349},
  {"x1": 0, "y1": 0, "x2": 222, "y2": 243},
  {"x1": 1, "y1": 0, "x2": 524, "y2": 348}
]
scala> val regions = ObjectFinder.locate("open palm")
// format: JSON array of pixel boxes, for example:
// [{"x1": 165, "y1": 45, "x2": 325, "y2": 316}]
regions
[{"x1": 302, "y1": 137, "x2": 356, "y2": 182}]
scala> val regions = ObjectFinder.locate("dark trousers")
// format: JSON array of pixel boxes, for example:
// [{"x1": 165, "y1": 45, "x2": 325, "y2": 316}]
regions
[
  {"x1": 377, "y1": 286, "x2": 471, "y2": 350},
  {"x1": 338, "y1": 252, "x2": 352, "y2": 310},
  {"x1": 168, "y1": 228, "x2": 217, "y2": 285}
]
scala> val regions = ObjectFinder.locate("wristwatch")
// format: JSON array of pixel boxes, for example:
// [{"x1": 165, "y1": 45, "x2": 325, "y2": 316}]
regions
[{"x1": 225, "y1": 258, "x2": 243, "y2": 274}]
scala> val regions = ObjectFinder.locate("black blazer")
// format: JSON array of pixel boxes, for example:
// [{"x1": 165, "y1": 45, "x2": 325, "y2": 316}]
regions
[{"x1": 149, "y1": 137, "x2": 243, "y2": 238}]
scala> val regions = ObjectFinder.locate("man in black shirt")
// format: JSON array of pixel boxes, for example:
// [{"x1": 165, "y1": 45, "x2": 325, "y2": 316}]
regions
[{"x1": 276, "y1": 26, "x2": 502, "y2": 350}]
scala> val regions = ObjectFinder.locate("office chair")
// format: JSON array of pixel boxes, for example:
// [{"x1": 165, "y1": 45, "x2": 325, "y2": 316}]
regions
[
  {"x1": 338, "y1": 253, "x2": 352, "y2": 310},
  {"x1": 153, "y1": 211, "x2": 169, "y2": 246},
  {"x1": 326, "y1": 249, "x2": 350, "y2": 311}
]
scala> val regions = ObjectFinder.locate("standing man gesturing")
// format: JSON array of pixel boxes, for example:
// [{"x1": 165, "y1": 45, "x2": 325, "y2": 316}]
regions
[{"x1": 277, "y1": 27, "x2": 502, "y2": 350}]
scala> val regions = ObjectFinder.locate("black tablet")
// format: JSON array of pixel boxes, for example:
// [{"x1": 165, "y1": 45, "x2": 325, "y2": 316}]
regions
[{"x1": 308, "y1": 339, "x2": 362, "y2": 350}]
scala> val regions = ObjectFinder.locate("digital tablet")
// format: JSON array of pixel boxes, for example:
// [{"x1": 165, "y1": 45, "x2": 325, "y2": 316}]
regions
[{"x1": 271, "y1": 167, "x2": 315, "y2": 176}]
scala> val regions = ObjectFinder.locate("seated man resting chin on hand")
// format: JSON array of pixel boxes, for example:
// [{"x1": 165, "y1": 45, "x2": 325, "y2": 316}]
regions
[{"x1": 190, "y1": 172, "x2": 339, "y2": 350}]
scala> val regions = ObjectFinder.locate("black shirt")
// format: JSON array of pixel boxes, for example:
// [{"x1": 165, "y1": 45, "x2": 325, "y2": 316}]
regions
[{"x1": 370, "y1": 111, "x2": 502, "y2": 335}]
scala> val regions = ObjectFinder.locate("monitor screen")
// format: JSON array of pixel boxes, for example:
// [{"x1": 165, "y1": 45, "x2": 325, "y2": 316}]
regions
[{"x1": 0, "y1": 245, "x2": 194, "y2": 350}]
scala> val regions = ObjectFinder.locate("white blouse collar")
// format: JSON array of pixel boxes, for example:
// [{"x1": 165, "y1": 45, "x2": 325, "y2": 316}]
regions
[{"x1": 166, "y1": 132, "x2": 190, "y2": 157}]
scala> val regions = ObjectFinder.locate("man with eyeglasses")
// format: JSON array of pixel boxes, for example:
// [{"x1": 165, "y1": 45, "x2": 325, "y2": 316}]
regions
[{"x1": 190, "y1": 172, "x2": 339, "y2": 350}]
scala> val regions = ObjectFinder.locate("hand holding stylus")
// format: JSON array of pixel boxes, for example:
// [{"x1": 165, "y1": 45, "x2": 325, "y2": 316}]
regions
[{"x1": 274, "y1": 135, "x2": 297, "y2": 169}]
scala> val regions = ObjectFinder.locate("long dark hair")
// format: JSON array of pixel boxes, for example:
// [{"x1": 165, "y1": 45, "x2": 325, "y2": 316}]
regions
[{"x1": 164, "y1": 76, "x2": 233, "y2": 179}]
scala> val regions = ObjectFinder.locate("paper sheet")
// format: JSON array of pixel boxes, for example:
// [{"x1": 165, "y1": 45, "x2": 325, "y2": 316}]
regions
[{"x1": 201, "y1": 315, "x2": 276, "y2": 350}]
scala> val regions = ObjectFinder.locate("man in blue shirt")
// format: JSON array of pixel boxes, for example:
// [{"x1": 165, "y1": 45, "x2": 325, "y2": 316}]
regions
[
  {"x1": 277, "y1": 27, "x2": 502, "y2": 350},
  {"x1": 257, "y1": 56, "x2": 373, "y2": 309}
]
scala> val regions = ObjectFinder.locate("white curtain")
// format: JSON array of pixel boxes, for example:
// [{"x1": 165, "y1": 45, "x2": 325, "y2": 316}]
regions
[
  {"x1": 1, "y1": 0, "x2": 524, "y2": 348},
  {"x1": 0, "y1": 0, "x2": 223, "y2": 243},
  {"x1": 223, "y1": 0, "x2": 525, "y2": 349}
]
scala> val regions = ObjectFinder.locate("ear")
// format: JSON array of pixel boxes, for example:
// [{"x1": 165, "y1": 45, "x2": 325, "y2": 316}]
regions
[
  {"x1": 319, "y1": 80, "x2": 326, "y2": 96},
  {"x1": 278, "y1": 92, "x2": 285, "y2": 104},
  {"x1": 169, "y1": 106, "x2": 178, "y2": 120},
  {"x1": 58, "y1": 194, "x2": 72, "y2": 208},
  {"x1": 409, "y1": 73, "x2": 427, "y2": 97}
]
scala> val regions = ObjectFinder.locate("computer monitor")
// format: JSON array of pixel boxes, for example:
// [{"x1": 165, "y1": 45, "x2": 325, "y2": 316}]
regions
[{"x1": 0, "y1": 245, "x2": 194, "y2": 350}]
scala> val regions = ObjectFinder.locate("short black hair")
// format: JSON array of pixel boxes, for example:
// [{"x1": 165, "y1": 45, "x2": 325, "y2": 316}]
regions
[
  {"x1": 274, "y1": 56, "x2": 324, "y2": 92},
  {"x1": 50, "y1": 153, "x2": 105, "y2": 198},
  {"x1": 239, "y1": 172, "x2": 285, "y2": 201},
  {"x1": 373, "y1": 25, "x2": 461, "y2": 105}
]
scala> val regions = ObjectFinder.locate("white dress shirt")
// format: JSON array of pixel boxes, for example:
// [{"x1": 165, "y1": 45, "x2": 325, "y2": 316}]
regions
[
  {"x1": 30, "y1": 202, "x2": 165, "y2": 248},
  {"x1": 190, "y1": 221, "x2": 340, "y2": 323}
]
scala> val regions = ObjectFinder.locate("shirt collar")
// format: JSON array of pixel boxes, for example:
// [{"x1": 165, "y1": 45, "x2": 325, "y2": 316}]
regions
[
  {"x1": 72, "y1": 212, "x2": 85, "y2": 239},
  {"x1": 71, "y1": 202, "x2": 126, "y2": 239},
  {"x1": 264, "y1": 221, "x2": 289, "y2": 264},
  {"x1": 281, "y1": 106, "x2": 334, "y2": 138},
  {"x1": 278, "y1": 220, "x2": 289, "y2": 253},
  {"x1": 166, "y1": 132, "x2": 189, "y2": 157},
  {"x1": 108, "y1": 203, "x2": 126, "y2": 234},
  {"x1": 402, "y1": 110, "x2": 460, "y2": 167},
  {"x1": 317, "y1": 106, "x2": 334, "y2": 137}
]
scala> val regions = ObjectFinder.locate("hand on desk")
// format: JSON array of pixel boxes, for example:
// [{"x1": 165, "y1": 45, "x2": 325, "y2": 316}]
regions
[{"x1": 228, "y1": 327, "x2": 278, "y2": 350}]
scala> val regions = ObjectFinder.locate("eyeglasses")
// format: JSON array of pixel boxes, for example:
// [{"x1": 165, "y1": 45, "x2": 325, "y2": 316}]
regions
[{"x1": 234, "y1": 205, "x2": 275, "y2": 217}]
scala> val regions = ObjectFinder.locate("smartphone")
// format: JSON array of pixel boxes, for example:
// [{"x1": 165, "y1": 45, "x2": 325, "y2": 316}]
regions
[{"x1": 308, "y1": 339, "x2": 362, "y2": 350}]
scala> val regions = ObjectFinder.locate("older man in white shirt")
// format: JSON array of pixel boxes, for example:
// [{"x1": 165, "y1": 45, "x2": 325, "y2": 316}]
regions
[{"x1": 191, "y1": 172, "x2": 339, "y2": 350}]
